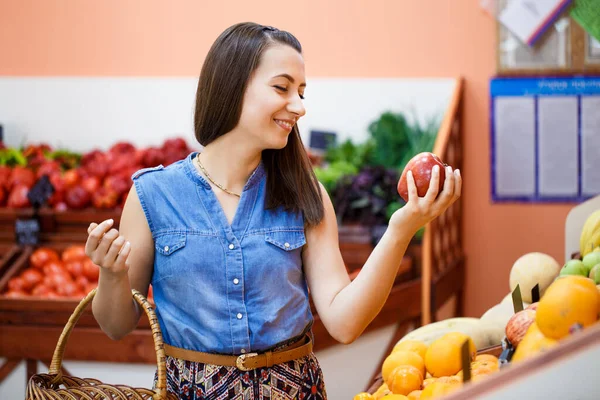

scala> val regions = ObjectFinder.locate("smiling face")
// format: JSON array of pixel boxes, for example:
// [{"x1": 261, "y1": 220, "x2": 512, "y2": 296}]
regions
[{"x1": 237, "y1": 44, "x2": 306, "y2": 150}]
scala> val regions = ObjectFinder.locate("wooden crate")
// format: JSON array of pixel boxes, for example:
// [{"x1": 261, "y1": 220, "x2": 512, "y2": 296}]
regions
[{"x1": 0, "y1": 208, "x2": 121, "y2": 244}]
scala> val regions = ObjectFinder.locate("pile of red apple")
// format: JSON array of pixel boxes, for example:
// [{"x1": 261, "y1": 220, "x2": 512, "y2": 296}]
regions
[
  {"x1": 0, "y1": 137, "x2": 192, "y2": 210},
  {"x1": 2, "y1": 245, "x2": 99, "y2": 299}
]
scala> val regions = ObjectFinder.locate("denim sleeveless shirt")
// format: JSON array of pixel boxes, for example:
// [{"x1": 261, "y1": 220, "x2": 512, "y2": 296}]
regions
[{"x1": 131, "y1": 152, "x2": 313, "y2": 355}]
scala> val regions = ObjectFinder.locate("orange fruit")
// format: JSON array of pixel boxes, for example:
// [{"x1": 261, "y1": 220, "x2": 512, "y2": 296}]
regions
[
  {"x1": 386, "y1": 365, "x2": 423, "y2": 396},
  {"x1": 443, "y1": 332, "x2": 477, "y2": 358},
  {"x1": 424, "y1": 333, "x2": 475, "y2": 377},
  {"x1": 407, "y1": 390, "x2": 422, "y2": 399},
  {"x1": 471, "y1": 360, "x2": 499, "y2": 373},
  {"x1": 382, "y1": 351, "x2": 426, "y2": 383},
  {"x1": 475, "y1": 354, "x2": 498, "y2": 363},
  {"x1": 354, "y1": 393, "x2": 375, "y2": 400},
  {"x1": 381, "y1": 395, "x2": 409, "y2": 399},
  {"x1": 393, "y1": 340, "x2": 428, "y2": 360},
  {"x1": 419, "y1": 382, "x2": 460, "y2": 399},
  {"x1": 435, "y1": 376, "x2": 461, "y2": 385},
  {"x1": 536, "y1": 275, "x2": 599, "y2": 339},
  {"x1": 512, "y1": 322, "x2": 558, "y2": 363}
]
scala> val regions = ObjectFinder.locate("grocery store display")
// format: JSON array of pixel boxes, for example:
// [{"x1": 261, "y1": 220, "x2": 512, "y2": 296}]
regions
[
  {"x1": 361, "y1": 208, "x2": 600, "y2": 399},
  {"x1": 359, "y1": 332, "x2": 500, "y2": 399},
  {"x1": 0, "y1": 137, "x2": 191, "y2": 210}
]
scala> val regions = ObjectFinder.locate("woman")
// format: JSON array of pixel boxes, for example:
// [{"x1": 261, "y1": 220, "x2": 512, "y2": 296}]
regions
[{"x1": 86, "y1": 22, "x2": 461, "y2": 399}]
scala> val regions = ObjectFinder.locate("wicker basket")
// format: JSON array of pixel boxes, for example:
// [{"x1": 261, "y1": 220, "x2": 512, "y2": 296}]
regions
[{"x1": 26, "y1": 288, "x2": 177, "y2": 399}]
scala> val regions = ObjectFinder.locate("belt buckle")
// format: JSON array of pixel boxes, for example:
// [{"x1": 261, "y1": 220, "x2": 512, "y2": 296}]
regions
[{"x1": 236, "y1": 352, "x2": 259, "y2": 371}]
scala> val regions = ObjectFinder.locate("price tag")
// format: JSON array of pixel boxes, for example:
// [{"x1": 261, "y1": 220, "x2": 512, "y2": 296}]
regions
[
  {"x1": 15, "y1": 218, "x2": 40, "y2": 245},
  {"x1": 511, "y1": 284, "x2": 524, "y2": 313},
  {"x1": 461, "y1": 340, "x2": 472, "y2": 382},
  {"x1": 27, "y1": 174, "x2": 54, "y2": 209},
  {"x1": 531, "y1": 283, "x2": 540, "y2": 303}
]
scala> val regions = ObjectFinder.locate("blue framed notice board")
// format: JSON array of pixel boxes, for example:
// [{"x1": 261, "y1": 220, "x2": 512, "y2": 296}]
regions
[{"x1": 491, "y1": 76, "x2": 600, "y2": 203}]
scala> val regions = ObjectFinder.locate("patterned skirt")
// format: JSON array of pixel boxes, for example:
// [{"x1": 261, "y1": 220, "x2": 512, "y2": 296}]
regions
[{"x1": 152, "y1": 352, "x2": 327, "y2": 399}]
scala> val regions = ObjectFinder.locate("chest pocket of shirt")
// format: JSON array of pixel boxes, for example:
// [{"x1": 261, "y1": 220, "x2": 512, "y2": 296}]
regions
[
  {"x1": 154, "y1": 233, "x2": 187, "y2": 280},
  {"x1": 265, "y1": 230, "x2": 306, "y2": 251}
]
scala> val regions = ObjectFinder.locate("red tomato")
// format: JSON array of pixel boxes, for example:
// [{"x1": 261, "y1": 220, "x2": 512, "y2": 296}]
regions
[
  {"x1": 75, "y1": 276, "x2": 90, "y2": 291},
  {"x1": 20, "y1": 268, "x2": 43, "y2": 291},
  {"x1": 43, "y1": 260, "x2": 67, "y2": 277},
  {"x1": 82, "y1": 259, "x2": 100, "y2": 281},
  {"x1": 8, "y1": 277, "x2": 25, "y2": 292},
  {"x1": 61, "y1": 245, "x2": 86, "y2": 263},
  {"x1": 30, "y1": 248, "x2": 60, "y2": 270},
  {"x1": 56, "y1": 281, "x2": 79, "y2": 297},
  {"x1": 31, "y1": 284, "x2": 51, "y2": 297},
  {"x1": 4, "y1": 290, "x2": 27, "y2": 298},
  {"x1": 44, "y1": 272, "x2": 72, "y2": 290},
  {"x1": 45, "y1": 291, "x2": 60, "y2": 299},
  {"x1": 65, "y1": 259, "x2": 84, "y2": 279}
]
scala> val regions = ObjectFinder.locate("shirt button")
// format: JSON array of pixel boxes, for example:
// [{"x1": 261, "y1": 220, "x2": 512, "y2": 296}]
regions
[
  {"x1": 164, "y1": 245, "x2": 169, "y2": 252},
  {"x1": 236, "y1": 313, "x2": 243, "y2": 319},
  {"x1": 240, "y1": 348, "x2": 246, "y2": 354},
  {"x1": 229, "y1": 243, "x2": 235, "y2": 250},
  {"x1": 233, "y1": 278, "x2": 239, "y2": 285},
  {"x1": 284, "y1": 242, "x2": 290, "y2": 249}
]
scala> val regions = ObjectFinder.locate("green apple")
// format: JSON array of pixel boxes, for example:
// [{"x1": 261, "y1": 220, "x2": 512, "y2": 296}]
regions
[
  {"x1": 559, "y1": 259, "x2": 587, "y2": 277},
  {"x1": 589, "y1": 264, "x2": 600, "y2": 285},
  {"x1": 582, "y1": 252, "x2": 600, "y2": 276}
]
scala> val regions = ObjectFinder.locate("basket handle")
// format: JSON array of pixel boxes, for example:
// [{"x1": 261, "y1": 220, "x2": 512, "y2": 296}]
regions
[{"x1": 47, "y1": 288, "x2": 169, "y2": 399}]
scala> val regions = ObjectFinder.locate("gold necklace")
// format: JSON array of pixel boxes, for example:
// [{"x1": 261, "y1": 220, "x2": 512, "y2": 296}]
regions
[{"x1": 196, "y1": 155, "x2": 241, "y2": 198}]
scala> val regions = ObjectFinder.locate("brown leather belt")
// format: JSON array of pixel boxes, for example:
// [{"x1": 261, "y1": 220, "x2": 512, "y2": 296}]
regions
[{"x1": 163, "y1": 334, "x2": 313, "y2": 371}]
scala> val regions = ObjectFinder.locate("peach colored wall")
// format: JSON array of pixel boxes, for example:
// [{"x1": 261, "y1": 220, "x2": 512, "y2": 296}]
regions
[{"x1": 0, "y1": 0, "x2": 573, "y2": 317}]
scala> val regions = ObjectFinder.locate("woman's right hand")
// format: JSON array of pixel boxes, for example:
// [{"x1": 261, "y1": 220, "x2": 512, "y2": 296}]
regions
[{"x1": 85, "y1": 219, "x2": 132, "y2": 276}]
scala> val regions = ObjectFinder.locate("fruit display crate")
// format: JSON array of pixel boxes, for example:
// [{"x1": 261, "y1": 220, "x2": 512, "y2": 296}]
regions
[
  {"x1": 366, "y1": 323, "x2": 600, "y2": 398},
  {"x1": 0, "y1": 207, "x2": 121, "y2": 243},
  {"x1": 425, "y1": 324, "x2": 599, "y2": 399},
  {"x1": 365, "y1": 344, "x2": 503, "y2": 396}
]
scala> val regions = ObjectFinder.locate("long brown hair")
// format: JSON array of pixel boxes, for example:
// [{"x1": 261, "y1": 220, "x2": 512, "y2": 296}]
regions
[{"x1": 194, "y1": 22, "x2": 324, "y2": 226}]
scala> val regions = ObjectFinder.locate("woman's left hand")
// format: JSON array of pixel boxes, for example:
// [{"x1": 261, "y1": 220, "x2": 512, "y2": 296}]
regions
[{"x1": 389, "y1": 165, "x2": 462, "y2": 234}]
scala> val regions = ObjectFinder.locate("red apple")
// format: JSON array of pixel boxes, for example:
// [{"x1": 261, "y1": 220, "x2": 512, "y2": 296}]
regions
[
  {"x1": 109, "y1": 142, "x2": 136, "y2": 156},
  {"x1": 7, "y1": 184, "x2": 31, "y2": 208},
  {"x1": 9, "y1": 167, "x2": 36, "y2": 190},
  {"x1": 397, "y1": 152, "x2": 447, "y2": 202},
  {"x1": 505, "y1": 309, "x2": 536, "y2": 347},
  {"x1": 103, "y1": 175, "x2": 130, "y2": 196},
  {"x1": 65, "y1": 186, "x2": 91, "y2": 209},
  {"x1": 63, "y1": 169, "x2": 82, "y2": 189},
  {"x1": 81, "y1": 176, "x2": 101, "y2": 194},
  {"x1": 92, "y1": 187, "x2": 119, "y2": 209},
  {"x1": 162, "y1": 138, "x2": 188, "y2": 152},
  {"x1": 36, "y1": 161, "x2": 61, "y2": 180},
  {"x1": 81, "y1": 150, "x2": 109, "y2": 179},
  {"x1": 0, "y1": 166, "x2": 12, "y2": 190},
  {"x1": 142, "y1": 147, "x2": 165, "y2": 168}
]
